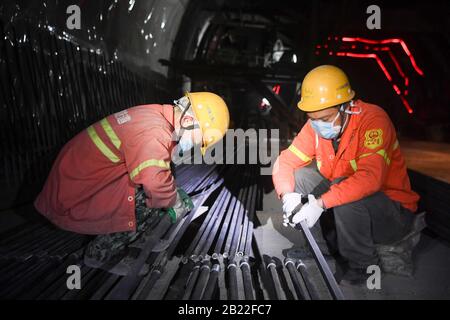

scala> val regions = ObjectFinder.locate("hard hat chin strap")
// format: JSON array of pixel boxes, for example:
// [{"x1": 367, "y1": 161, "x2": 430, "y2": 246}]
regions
[
  {"x1": 335, "y1": 103, "x2": 352, "y2": 139},
  {"x1": 174, "y1": 98, "x2": 199, "y2": 137}
]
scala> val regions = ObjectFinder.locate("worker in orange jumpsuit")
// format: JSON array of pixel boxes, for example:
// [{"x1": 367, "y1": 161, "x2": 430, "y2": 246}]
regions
[
  {"x1": 34, "y1": 92, "x2": 230, "y2": 269},
  {"x1": 272, "y1": 65, "x2": 423, "y2": 285}
]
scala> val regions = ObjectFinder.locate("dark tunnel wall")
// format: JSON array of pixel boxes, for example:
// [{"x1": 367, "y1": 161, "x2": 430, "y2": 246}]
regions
[
  {"x1": 168, "y1": 0, "x2": 450, "y2": 143},
  {"x1": 0, "y1": 0, "x2": 188, "y2": 210}
]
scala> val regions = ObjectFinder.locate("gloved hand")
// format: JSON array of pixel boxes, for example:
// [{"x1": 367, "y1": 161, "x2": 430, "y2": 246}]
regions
[
  {"x1": 282, "y1": 192, "x2": 303, "y2": 228},
  {"x1": 282, "y1": 192, "x2": 303, "y2": 218},
  {"x1": 292, "y1": 194, "x2": 324, "y2": 228},
  {"x1": 166, "y1": 188, "x2": 194, "y2": 223}
]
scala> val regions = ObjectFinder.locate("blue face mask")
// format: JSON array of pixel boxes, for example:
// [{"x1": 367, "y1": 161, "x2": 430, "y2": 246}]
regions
[
  {"x1": 178, "y1": 135, "x2": 194, "y2": 153},
  {"x1": 310, "y1": 111, "x2": 342, "y2": 140}
]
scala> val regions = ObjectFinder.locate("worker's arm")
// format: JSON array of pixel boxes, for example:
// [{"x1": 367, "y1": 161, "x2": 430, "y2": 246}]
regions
[
  {"x1": 321, "y1": 115, "x2": 395, "y2": 209},
  {"x1": 123, "y1": 129, "x2": 177, "y2": 209},
  {"x1": 272, "y1": 122, "x2": 316, "y2": 198}
]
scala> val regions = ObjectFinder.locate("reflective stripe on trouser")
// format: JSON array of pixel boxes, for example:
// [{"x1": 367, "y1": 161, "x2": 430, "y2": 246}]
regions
[
  {"x1": 84, "y1": 187, "x2": 158, "y2": 262},
  {"x1": 293, "y1": 165, "x2": 414, "y2": 268}
]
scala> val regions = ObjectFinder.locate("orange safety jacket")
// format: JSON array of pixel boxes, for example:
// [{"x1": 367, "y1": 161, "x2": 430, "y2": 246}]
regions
[
  {"x1": 34, "y1": 104, "x2": 177, "y2": 235},
  {"x1": 273, "y1": 100, "x2": 419, "y2": 212}
]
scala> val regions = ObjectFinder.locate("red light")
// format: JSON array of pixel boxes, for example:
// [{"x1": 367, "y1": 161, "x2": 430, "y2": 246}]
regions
[
  {"x1": 351, "y1": 45, "x2": 356, "y2": 49},
  {"x1": 329, "y1": 51, "x2": 333, "y2": 55},
  {"x1": 316, "y1": 45, "x2": 321, "y2": 49},
  {"x1": 399, "y1": 96, "x2": 414, "y2": 114},
  {"x1": 272, "y1": 85, "x2": 280, "y2": 95},
  {"x1": 387, "y1": 50, "x2": 408, "y2": 87},
  {"x1": 342, "y1": 37, "x2": 424, "y2": 76},
  {"x1": 339, "y1": 52, "x2": 393, "y2": 81},
  {"x1": 336, "y1": 51, "x2": 414, "y2": 114}
]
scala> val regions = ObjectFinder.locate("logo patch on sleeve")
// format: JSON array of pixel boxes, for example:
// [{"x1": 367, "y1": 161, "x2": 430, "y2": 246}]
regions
[
  {"x1": 364, "y1": 129, "x2": 383, "y2": 149},
  {"x1": 114, "y1": 110, "x2": 131, "y2": 124}
]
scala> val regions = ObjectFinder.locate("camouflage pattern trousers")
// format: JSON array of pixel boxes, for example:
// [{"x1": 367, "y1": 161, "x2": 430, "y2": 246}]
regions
[{"x1": 84, "y1": 187, "x2": 158, "y2": 262}]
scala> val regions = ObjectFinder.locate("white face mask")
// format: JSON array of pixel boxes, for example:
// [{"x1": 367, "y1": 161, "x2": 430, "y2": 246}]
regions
[
  {"x1": 310, "y1": 102, "x2": 361, "y2": 140},
  {"x1": 178, "y1": 132, "x2": 194, "y2": 154},
  {"x1": 310, "y1": 111, "x2": 341, "y2": 140}
]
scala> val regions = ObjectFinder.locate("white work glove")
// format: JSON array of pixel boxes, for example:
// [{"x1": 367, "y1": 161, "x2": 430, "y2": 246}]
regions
[
  {"x1": 292, "y1": 194, "x2": 324, "y2": 228},
  {"x1": 282, "y1": 192, "x2": 303, "y2": 217},
  {"x1": 282, "y1": 192, "x2": 303, "y2": 227}
]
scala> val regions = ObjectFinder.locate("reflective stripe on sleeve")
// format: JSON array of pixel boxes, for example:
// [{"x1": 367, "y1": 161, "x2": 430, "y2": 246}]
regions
[
  {"x1": 130, "y1": 159, "x2": 171, "y2": 180},
  {"x1": 100, "y1": 118, "x2": 121, "y2": 150},
  {"x1": 350, "y1": 148, "x2": 391, "y2": 172},
  {"x1": 349, "y1": 159, "x2": 357, "y2": 172},
  {"x1": 287, "y1": 145, "x2": 312, "y2": 163},
  {"x1": 87, "y1": 126, "x2": 120, "y2": 163}
]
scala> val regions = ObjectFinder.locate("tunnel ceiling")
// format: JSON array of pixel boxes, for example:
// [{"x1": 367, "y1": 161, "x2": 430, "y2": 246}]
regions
[{"x1": 169, "y1": 0, "x2": 450, "y2": 140}]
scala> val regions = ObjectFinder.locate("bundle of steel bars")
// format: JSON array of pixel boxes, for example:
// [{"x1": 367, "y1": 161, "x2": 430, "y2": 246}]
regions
[{"x1": 0, "y1": 164, "x2": 343, "y2": 300}]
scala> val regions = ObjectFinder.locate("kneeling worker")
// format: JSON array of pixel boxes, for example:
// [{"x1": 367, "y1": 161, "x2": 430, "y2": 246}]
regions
[
  {"x1": 34, "y1": 92, "x2": 230, "y2": 268},
  {"x1": 273, "y1": 65, "x2": 422, "y2": 285}
]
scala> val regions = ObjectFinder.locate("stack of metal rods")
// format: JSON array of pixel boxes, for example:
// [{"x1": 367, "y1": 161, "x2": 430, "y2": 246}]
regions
[
  {"x1": 0, "y1": 164, "x2": 224, "y2": 299},
  {"x1": 0, "y1": 163, "x2": 343, "y2": 300},
  {"x1": 163, "y1": 164, "x2": 261, "y2": 300}
]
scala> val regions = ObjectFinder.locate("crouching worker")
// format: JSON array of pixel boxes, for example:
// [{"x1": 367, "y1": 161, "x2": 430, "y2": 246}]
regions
[
  {"x1": 272, "y1": 65, "x2": 424, "y2": 285},
  {"x1": 34, "y1": 92, "x2": 230, "y2": 270}
]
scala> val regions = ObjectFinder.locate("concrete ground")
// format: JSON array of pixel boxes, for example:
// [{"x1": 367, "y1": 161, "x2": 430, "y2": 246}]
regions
[{"x1": 254, "y1": 188, "x2": 450, "y2": 300}]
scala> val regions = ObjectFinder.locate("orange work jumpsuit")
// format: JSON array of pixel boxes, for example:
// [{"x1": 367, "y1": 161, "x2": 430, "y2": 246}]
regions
[
  {"x1": 34, "y1": 104, "x2": 177, "y2": 235},
  {"x1": 273, "y1": 100, "x2": 419, "y2": 212}
]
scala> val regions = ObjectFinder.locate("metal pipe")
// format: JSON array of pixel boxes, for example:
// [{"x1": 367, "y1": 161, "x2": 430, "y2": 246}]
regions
[
  {"x1": 238, "y1": 183, "x2": 257, "y2": 255},
  {"x1": 182, "y1": 261, "x2": 201, "y2": 300},
  {"x1": 284, "y1": 258, "x2": 311, "y2": 300},
  {"x1": 185, "y1": 187, "x2": 229, "y2": 259},
  {"x1": 223, "y1": 176, "x2": 250, "y2": 258},
  {"x1": 239, "y1": 258, "x2": 255, "y2": 300},
  {"x1": 296, "y1": 220, "x2": 344, "y2": 300},
  {"x1": 190, "y1": 260, "x2": 211, "y2": 300},
  {"x1": 202, "y1": 263, "x2": 220, "y2": 300},
  {"x1": 212, "y1": 195, "x2": 237, "y2": 259},
  {"x1": 227, "y1": 260, "x2": 239, "y2": 300},
  {"x1": 296, "y1": 260, "x2": 321, "y2": 300},
  {"x1": 266, "y1": 258, "x2": 286, "y2": 300},
  {"x1": 197, "y1": 191, "x2": 233, "y2": 259},
  {"x1": 166, "y1": 175, "x2": 225, "y2": 258}
]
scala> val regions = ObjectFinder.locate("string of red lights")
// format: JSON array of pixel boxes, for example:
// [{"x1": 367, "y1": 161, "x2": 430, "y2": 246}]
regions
[{"x1": 315, "y1": 36, "x2": 424, "y2": 114}]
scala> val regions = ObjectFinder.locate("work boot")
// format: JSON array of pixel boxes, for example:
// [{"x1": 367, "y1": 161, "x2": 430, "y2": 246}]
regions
[
  {"x1": 83, "y1": 236, "x2": 127, "y2": 270},
  {"x1": 376, "y1": 212, "x2": 426, "y2": 277}
]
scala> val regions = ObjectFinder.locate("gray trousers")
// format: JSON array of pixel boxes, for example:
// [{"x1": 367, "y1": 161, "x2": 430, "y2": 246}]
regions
[{"x1": 294, "y1": 165, "x2": 414, "y2": 268}]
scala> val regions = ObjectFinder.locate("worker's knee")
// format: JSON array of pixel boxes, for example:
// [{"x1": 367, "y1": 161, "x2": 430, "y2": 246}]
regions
[{"x1": 293, "y1": 166, "x2": 325, "y2": 194}]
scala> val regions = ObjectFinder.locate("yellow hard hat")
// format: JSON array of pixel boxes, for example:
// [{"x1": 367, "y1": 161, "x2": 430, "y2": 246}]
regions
[
  {"x1": 186, "y1": 92, "x2": 230, "y2": 155},
  {"x1": 297, "y1": 65, "x2": 355, "y2": 112}
]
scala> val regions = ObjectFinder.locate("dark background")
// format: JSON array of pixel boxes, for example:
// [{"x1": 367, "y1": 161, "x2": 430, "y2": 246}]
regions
[{"x1": 0, "y1": 0, "x2": 449, "y2": 211}]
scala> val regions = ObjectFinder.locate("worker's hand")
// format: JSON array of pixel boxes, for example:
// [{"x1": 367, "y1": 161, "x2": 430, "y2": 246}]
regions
[
  {"x1": 167, "y1": 188, "x2": 194, "y2": 223},
  {"x1": 282, "y1": 192, "x2": 303, "y2": 218},
  {"x1": 292, "y1": 194, "x2": 324, "y2": 228}
]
